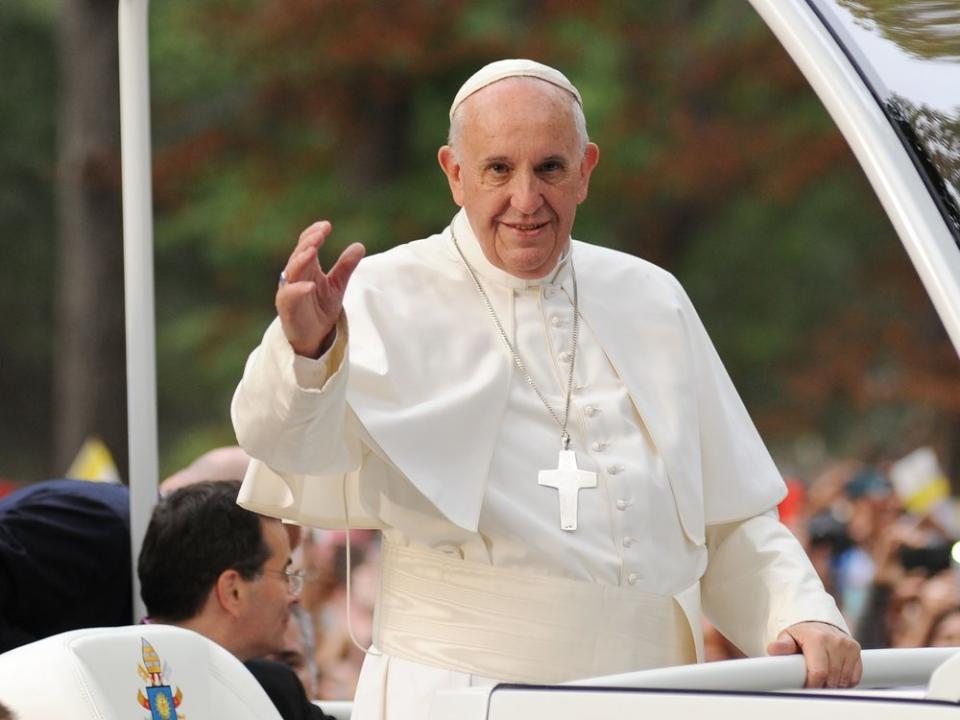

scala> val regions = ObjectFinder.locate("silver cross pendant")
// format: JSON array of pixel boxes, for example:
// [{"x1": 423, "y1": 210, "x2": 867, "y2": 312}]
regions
[{"x1": 539, "y1": 449, "x2": 598, "y2": 531}]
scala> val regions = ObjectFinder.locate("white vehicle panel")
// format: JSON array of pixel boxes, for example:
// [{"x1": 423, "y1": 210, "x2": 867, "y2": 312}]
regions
[
  {"x1": 482, "y1": 688, "x2": 960, "y2": 720},
  {"x1": 748, "y1": 0, "x2": 960, "y2": 355},
  {"x1": 428, "y1": 648, "x2": 960, "y2": 720}
]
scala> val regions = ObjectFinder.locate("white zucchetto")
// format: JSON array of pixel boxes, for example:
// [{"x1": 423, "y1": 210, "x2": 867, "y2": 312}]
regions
[{"x1": 449, "y1": 58, "x2": 582, "y2": 120}]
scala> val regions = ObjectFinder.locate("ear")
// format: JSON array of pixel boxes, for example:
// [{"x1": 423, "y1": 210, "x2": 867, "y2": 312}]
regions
[
  {"x1": 576, "y1": 143, "x2": 600, "y2": 204},
  {"x1": 214, "y1": 569, "x2": 245, "y2": 618},
  {"x1": 438, "y1": 145, "x2": 465, "y2": 207}
]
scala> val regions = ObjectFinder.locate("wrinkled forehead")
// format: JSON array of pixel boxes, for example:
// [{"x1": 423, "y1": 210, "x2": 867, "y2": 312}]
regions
[
  {"x1": 460, "y1": 76, "x2": 574, "y2": 117},
  {"x1": 456, "y1": 78, "x2": 582, "y2": 148}
]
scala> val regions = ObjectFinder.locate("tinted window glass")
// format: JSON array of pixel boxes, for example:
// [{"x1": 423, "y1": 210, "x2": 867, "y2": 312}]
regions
[{"x1": 811, "y1": 0, "x2": 960, "y2": 242}]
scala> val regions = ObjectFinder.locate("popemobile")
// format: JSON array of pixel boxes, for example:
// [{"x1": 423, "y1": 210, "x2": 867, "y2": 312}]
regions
[{"x1": 0, "y1": 0, "x2": 959, "y2": 719}]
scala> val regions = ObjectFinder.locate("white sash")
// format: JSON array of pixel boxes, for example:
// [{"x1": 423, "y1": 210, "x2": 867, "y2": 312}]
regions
[{"x1": 373, "y1": 540, "x2": 697, "y2": 684}]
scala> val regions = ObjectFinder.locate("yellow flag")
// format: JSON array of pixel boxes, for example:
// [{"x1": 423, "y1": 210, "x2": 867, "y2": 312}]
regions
[
  {"x1": 66, "y1": 437, "x2": 121, "y2": 483},
  {"x1": 890, "y1": 447, "x2": 953, "y2": 531}
]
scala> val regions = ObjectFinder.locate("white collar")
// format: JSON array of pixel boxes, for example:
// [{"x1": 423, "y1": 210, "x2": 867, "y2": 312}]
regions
[{"x1": 451, "y1": 209, "x2": 571, "y2": 291}]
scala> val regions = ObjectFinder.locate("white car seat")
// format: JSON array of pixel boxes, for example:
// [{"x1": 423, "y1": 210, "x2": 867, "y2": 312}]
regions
[{"x1": 0, "y1": 624, "x2": 282, "y2": 720}]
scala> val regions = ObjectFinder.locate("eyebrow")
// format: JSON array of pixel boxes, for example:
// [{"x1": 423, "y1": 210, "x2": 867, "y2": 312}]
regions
[{"x1": 481, "y1": 154, "x2": 569, "y2": 166}]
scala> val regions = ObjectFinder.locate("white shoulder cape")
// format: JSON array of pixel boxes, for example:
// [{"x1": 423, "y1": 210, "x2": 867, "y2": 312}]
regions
[{"x1": 331, "y1": 213, "x2": 785, "y2": 536}]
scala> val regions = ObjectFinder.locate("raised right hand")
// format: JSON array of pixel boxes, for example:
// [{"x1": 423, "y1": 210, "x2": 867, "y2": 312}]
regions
[{"x1": 276, "y1": 221, "x2": 365, "y2": 358}]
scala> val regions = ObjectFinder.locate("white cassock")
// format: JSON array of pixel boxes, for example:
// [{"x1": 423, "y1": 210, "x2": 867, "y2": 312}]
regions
[{"x1": 233, "y1": 210, "x2": 846, "y2": 720}]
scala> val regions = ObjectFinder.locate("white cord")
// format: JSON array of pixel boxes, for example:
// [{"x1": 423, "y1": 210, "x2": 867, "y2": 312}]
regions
[{"x1": 342, "y1": 473, "x2": 381, "y2": 656}]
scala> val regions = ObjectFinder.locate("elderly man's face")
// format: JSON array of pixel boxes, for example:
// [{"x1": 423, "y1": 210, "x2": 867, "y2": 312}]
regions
[{"x1": 439, "y1": 78, "x2": 599, "y2": 279}]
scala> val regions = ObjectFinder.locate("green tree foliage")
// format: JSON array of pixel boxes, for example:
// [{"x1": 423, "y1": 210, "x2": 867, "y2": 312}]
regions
[
  {"x1": 146, "y1": 0, "x2": 959, "y2": 474},
  {"x1": 2, "y1": 0, "x2": 958, "y2": 480},
  {"x1": 0, "y1": 1, "x2": 58, "y2": 479}
]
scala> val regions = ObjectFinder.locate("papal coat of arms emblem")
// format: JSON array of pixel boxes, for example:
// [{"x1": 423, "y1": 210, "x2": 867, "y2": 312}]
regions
[{"x1": 136, "y1": 638, "x2": 184, "y2": 720}]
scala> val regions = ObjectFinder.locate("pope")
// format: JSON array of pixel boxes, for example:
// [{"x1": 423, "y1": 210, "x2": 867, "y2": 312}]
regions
[{"x1": 232, "y1": 59, "x2": 861, "y2": 720}]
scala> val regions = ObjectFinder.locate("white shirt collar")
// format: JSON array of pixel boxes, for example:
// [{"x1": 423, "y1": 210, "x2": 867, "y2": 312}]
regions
[{"x1": 451, "y1": 209, "x2": 571, "y2": 291}]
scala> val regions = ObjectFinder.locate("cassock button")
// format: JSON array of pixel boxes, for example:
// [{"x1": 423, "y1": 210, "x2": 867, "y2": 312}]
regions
[
  {"x1": 622, "y1": 536, "x2": 634, "y2": 547},
  {"x1": 607, "y1": 464, "x2": 623, "y2": 475},
  {"x1": 615, "y1": 499, "x2": 630, "y2": 511},
  {"x1": 543, "y1": 287, "x2": 555, "y2": 299},
  {"x1": 591, "y1": 441, "x2": 607, "y2": 452},
  {"x1": 627, "y1": 573, "x2": 639, "y2": 585},
  {"x1": 558, "y1": 351, "x2": 572, "y2": 364},
  {"x1": 585, "y1": 406, "x2": 600, "y2": 417},
  {"x1": 551, "y1": 315, "x2": 562, "y2": 327}
]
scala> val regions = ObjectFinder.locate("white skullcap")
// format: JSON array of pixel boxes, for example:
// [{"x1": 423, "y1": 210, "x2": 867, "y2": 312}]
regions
[{"x1": 449, "y1": 58, "x2": 582, "y2": 120}]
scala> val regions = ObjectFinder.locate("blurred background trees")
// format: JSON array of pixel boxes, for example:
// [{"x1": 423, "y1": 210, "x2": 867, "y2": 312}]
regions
[
  {"x1": 1, "y1": 0, "x2": 958, "y2": 482},
  {"x1": 55, "y1": 0, "x2": 126, "y2": 477}
]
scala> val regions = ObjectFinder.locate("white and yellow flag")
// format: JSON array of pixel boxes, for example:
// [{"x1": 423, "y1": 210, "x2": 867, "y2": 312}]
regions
[
  {"x1": 890, "y1": 446, "x2": 954, "y2": 532},
  {"x1": 66, "y1": 436, "x2": 121, "y2": 483}
]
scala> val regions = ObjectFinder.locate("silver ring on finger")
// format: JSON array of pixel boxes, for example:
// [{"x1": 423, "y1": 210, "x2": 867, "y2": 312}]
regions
[{"x1": 279, "y1": 270, "x2": 288, "y2": 288}]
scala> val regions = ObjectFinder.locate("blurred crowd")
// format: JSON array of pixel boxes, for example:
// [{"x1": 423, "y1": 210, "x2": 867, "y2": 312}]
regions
[
  {"x1": 795, "y1": 457, "x2": 960, "y2": 650},
  {"x1": 285, "y1": 527, "x2": 380, "y2": 700},
  {"x1": 3, "y1": 444, "x2": 959, "y2": 705},
  {"x1": 705, "y1": 449, "x2": 960, "y2": 661}
]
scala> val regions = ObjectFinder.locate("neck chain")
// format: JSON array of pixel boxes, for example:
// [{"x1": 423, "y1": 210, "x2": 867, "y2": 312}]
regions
[{"x1": 451, "y1": 226, "x2": 580, "y2": 450}]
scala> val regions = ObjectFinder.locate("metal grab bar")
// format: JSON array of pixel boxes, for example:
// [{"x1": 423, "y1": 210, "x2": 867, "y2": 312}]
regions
[{"x1": 566, "y1": 647, "x2": 960, "y2": 691}]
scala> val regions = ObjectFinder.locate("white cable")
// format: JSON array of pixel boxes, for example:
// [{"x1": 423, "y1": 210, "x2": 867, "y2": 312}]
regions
[{"x1": 342, "y1": 473, "x2": 381, "y2": 656}]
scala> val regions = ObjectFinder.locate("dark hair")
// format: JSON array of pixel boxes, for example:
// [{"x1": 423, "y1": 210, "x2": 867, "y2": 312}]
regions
[
  {"x1": 138, "y1": 480, "x2": 271, "y2": 621},
  {"x1": 807, "y1": 510, "x2": 852, "y2": 555},
  {"x1": 0, "y1": 700, "x2": 15, "y2": 720},
  {"x1": 925, "y1": 606, "x2": 960, "y2": 646},
  {"x1": 899, "y1": 542, "x2": 954, "y2": 578}
]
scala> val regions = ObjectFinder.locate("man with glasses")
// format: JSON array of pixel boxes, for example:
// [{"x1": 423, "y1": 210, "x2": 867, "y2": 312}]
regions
[{"x1": 138, "y1": 480, "x2": 332, "y2": 720}]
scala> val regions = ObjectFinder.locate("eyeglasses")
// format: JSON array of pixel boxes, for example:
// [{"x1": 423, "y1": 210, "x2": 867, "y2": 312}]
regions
[{"x1": 262, "y1": 568, "x2": 308, "y2": 596}]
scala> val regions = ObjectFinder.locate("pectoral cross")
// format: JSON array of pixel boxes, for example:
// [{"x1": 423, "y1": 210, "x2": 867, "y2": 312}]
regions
[{"x1": 539, "y1": 449, "x2": 597, "y2": 531}]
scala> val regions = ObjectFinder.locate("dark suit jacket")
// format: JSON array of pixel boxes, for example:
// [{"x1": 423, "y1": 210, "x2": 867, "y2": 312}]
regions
[
  {"x1": 0, "y1": 479, "x2": 132, "y2": 652},
  {"x1": 245, "y1": 659, "x2": 336, "y2": 720}
]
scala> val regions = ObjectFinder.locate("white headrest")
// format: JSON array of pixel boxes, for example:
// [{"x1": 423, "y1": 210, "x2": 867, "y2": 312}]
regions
[{"x1": 0, "y1": 625, "x2": 282, "y2": 720}]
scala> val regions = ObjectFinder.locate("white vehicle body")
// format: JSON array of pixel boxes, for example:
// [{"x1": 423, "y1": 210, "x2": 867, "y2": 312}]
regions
[{"x1": 429, "y1": 648, "x2": 960, "y2": 719}]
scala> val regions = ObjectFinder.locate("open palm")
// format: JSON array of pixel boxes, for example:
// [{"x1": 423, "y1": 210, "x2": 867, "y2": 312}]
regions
[{"x1": 276, "y1": 221, "x2": 365, "y2": 358}]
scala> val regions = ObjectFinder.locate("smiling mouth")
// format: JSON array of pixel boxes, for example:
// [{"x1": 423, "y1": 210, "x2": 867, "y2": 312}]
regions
[{"x1": 504, "y1": 221, "x2": 549, "y2": 232}]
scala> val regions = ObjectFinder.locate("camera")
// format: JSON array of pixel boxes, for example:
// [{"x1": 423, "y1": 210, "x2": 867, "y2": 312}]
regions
[{"x1": 898, "y1": 542, "x2": 954, "y2": 576}]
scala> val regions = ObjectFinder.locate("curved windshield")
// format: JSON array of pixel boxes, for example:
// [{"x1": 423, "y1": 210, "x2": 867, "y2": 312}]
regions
[{"x1": 809, "y1": 0, "x2": 960, "y2": 244}]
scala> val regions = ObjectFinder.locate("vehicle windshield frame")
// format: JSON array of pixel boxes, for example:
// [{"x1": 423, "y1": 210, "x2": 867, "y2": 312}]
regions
[{"x1": 805, "y1": 0, "x2": 960, "y2": 249}]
